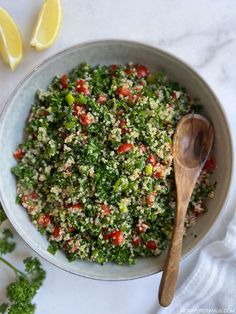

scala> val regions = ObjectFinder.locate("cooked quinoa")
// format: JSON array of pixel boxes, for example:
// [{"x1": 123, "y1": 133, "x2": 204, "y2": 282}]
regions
[{"x1": 12, "y1": 63, "x2": 216, "y2": 265}]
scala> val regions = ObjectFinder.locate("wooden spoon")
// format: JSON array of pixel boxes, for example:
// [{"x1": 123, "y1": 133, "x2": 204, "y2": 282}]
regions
[{"x1": 158, "y1": 113, "x2": 214, "y2": 307}]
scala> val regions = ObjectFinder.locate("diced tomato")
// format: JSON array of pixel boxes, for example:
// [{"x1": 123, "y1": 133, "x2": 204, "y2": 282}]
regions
[
  {"x1": 102, "y1": 229, "x2": 124, "y2": 245},
  {"x1": 79, "y1": 114, "x2": 93, "y2": 126},
  {"x1": 111, "y1": 64, "x2": 118, "y2": 71},
  {"x1": 117, "y1": 85, "x2": 130, "y2": 97},
  {"x1": 71, "y1": 203, "x2": 82, "y2": 209},
  {"x1": 53, "y1": 226, "x2": 62, "y2": 238},
  {"x1": 117, "y1": 143, "x2": 133, "y2": 154},
  {"x1": 147, "y1": 154, "x2": 157, "y2": 167},
  {"x1": 139, "y1": 144, "x2": 147, "y2": 153},
  {"x1": 204, "y1": 156, "x2": 216, "y2": 172},
  {"x1": 132, "y1": 236, "x2": 141, "y2": 247},
  {"x1": 146, "y1": 240, "x2": 157, "y2": 250},
  {"x1": 102, "y1": 228, "x2": 111, "y2": 240},
  {"x1": 13, "y1": 149, "x2": 25, "y2": 160},
  {"x1": 97, "y1": 95, "x2": 107, "y2": 104},
  {"x1": 136, "y1": 221, "x2": 149, "y2": 233},
  {"x1": 38, "y1": 213, "x2": 51, "y2": 227},
  {"x1": 153, "y1": 171, "x2": 162, "y2": 179},
  {"x1": 60, "y1": 74, "x2": 69, "y2": 89},
  {"x1": 167, "y1": 103, "x2": 173, "y2": 109},
  {"x1": 76, "y1": 79, "x2": 90, "y2": 95},
  {"x1": 65, "y1": 203, "x2": 82, "y2": 210},
  {"x1": 29, "y1": 191, "x2": 38, "y2": 200},
  {"x1": 136, "y1": 65, "x2": 149, "y2": 78},
  {"x1": 22, "y1": 191, "x2": 38, "y2": 204},
  {"x1": 21, "y1": 195, "x2": 28, "y2": 203},
  {"x1": 124, "y1": 67, "x2": 132, "y2": 75},
  {"x1": 110, "y1": 230, "x2": 124, "y2": 246},
  {"x1": 147, "y1": 192, "x2": 156, "y2": 206},
  {"x1": 172, "y1": 92, "x2": 177, "y2": 100},
  {"x1": 101, "y1": 204, "x2": 111, "y2": 216},
  {"x1": 73, "y1": 103, "x2": 86, "y2": 116}
]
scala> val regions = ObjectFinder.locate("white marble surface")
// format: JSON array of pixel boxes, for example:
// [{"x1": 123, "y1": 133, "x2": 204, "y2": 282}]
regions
[{"x1": 0, "y1": 1, "x2": 236, "y2": 313}]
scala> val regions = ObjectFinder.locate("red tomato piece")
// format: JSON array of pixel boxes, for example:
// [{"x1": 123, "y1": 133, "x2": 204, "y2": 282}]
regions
[
  {"x1": 71, "y1": 203, "x2": 82, "y2": 209},
  {"x1": 146, "y1": 240, "x2": 157, "y2": 250},
  {"x1": 53, "y1": 226, "x2": 62, "y2": 238},
  {"x1": 110, "y1": 230, "x2": 124, "y2": 246},
  {"x1": 117, "y1": 85, "x2": 130, "y2": 97},
  {"x1": 204, "y1": 156, "x2": 216, "y2": 172},
  {"x1": 21, "y1": 195, "x2": 28, "y2": 204},
  {"x1": 60, "y1": 74, "x2": 69, "y2": 89},
  {"x1": 76, "y1": 79, "x2": 90, "y2": 95},
  {"x1": 101, "y1": 204, "x2": 111, "y2": 216},
  {"x1": 147, "y1": 192, "x2": 156, "y2": 206},
  {"x1": 97, "y1": 95, "x2": 107, "y2": 104},
  {"x1": 79, "y1": 114, "x2": 93, "y2": 126},
  {"x1": 38, "y1": 213, "x2": 51, "y2": 227},
  {"x1": 132, "y1": 236, "x2": 141, "y2": 247},
  {"x1": 13, "y1": 149, "x2": 25, "y2": 160},
  {"x1": 65, "y1": 203, "x2": 82, "y2": 210},
  {"x1": 73, "y1": 103, "x2": 86, "y2": 116},
  {"x1": 172, "y1": 92, "x2": 177, "y2": 99},
  {"x1": 22, "y1": 191, "x2": 38, "y2": 204},
  {"x1": 111, "y1": 64, "x2": 118, "y2": 71},
  {"x1": 147, "y1": 154, "x2": 157, "y2": 167},
  {"x1": 29, "y1": 191, "x2": 38, "y2": 200},
  {"x1": 102, "y1": 228, "x2": 111, "y2": 240},
  {"x1": 117, "y1": 143, "x2": 133, "y2": 154},
  {"x1": 124, "y1": 67, "x2": 132, "y2": 75},
  {"x1": 136, "y1": 65, "x2": 149, "y2": 78},
  {"x1": 153, "y1": 171, "x2": 162, "y2": 179}
]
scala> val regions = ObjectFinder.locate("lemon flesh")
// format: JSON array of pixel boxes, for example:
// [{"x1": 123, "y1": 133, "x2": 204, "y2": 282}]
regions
[
  {"x1": 30, "y1": 0, "x2": 62, "y2": 51},
  {"x1": 0, "y1": 8, "x2": 23, "y2": 70}
]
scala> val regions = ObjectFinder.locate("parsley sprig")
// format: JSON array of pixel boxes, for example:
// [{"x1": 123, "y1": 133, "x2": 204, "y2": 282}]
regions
[{"x1": 0, "y1": 204, "x2": 46, "y2": 314}]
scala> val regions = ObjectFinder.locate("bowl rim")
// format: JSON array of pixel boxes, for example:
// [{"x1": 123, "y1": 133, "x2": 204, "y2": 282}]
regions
[{"x1": 0, "y1": 39, "x2": 234, "y2": 281}]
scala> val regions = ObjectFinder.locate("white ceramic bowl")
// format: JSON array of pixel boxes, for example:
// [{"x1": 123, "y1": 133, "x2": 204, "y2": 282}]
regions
[{"x1": 0, "y1": 40, "x2": 233, "y2": 280}]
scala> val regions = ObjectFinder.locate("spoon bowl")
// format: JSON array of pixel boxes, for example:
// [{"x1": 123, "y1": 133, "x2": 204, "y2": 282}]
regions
[{"x1": 174, "y1": 114, "x2": 214, "y2": 169}]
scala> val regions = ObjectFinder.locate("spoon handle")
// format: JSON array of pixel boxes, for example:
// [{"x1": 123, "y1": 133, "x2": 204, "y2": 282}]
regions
[{"x1": 158, "y1": 196, "x2": 191, "y2": 307}]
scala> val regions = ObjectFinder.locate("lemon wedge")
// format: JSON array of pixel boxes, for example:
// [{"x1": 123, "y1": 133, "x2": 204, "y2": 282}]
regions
[
  {"x1": 0, "y1": 8, "x2": 23, "y2": 70},
  {"x1": 30, "y1": 0, "x2": 62, "y2": 51}
]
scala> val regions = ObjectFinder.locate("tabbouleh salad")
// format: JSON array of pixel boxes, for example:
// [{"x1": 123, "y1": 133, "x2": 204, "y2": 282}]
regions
[{"x1": 12, "y1": 63, "x2": 216, "y2": 265}]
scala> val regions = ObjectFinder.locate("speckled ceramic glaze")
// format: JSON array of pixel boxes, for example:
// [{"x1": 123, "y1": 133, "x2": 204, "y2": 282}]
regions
[{"x1": 0, "y1": 40, "x2": 233, "y2": 280}]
